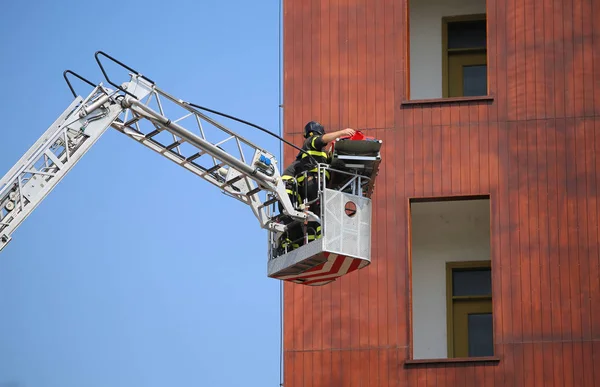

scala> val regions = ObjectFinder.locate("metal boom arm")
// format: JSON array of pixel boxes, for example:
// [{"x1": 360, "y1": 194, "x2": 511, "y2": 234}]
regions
[
  {"x1": 0, "y1": 83, "x2": 126, "y2": 252},
  {"x1": 0, "y1": 54, "x2": 312, "y2": 252}
]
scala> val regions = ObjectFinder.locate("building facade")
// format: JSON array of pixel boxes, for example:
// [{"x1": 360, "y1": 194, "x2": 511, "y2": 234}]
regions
[{"x1": 281, "y1": 0, "x2": 600, "y2": 385}]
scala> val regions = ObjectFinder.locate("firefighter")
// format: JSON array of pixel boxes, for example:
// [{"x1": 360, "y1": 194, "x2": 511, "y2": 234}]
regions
[{"x1": 294, "y1": 121, "x2": 356, "y2": 241}]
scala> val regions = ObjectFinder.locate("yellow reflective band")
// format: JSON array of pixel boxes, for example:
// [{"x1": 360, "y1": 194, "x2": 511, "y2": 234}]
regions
[
  {"x1": 301, "y1": 150, "x2": 328, "y2": 159},
  {"x1": 311, "y1": 136, "x2": 318, "y2": 149},
  {"x1": 281, "y1": 238, "x2": 300, "y2": 248},
  {"x1": 282, "y1": 175, "x2": 294, "y2": 180},
  {"x1": 296, "y1": 171, "x2": 330, "y2": 184},
  {"x1": 285, "y1": 189, "x2": 301, "y2": 203},
  {"x1": 308, "y1": 168, "x2": 330, "y2": 180}
]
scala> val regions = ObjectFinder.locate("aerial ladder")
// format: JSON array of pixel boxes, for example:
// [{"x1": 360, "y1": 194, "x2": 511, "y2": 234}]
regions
[{"x1": 0, "y1": 52, "x2": 382, "y2": 286}]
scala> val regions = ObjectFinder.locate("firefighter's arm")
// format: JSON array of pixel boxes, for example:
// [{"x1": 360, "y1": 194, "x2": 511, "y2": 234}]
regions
[{"x1": 321, "y1": 128, "x2": 356, "y2": 144}]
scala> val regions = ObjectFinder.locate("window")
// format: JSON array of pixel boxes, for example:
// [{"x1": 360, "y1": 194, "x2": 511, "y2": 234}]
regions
[
  {"x1": 446, "y1": 261, "x2": 493, "y2": 358},
  {"x1": 407, "y1": 0, "x2": 488, "y2": 100},
  {"x1": 442, "y1": 15, "x2": 488, "y2": 97},
  {"x1": 409, "y1": 196, "x2": 493, "y2": 361}
]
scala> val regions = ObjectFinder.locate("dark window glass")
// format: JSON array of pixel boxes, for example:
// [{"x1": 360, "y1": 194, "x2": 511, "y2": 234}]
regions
[
  {"x1": 448, "y1": 20, "x2": 487, "y2": 49},
  {"x1": 463, "y1": 65, "x2": 487, "y2": 96},
  {"x1": 452, "y1": 267, "x2": 491, "y2": 296},
  {"x1": 468, "y1": 313, "x2": 494, "y2": 356}
]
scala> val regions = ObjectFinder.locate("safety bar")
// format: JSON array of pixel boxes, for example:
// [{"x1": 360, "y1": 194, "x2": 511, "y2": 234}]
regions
[
  {"x1": 94, "y1": 51, "x2": 155, "y2": 99},
  {"x1": 63, "y1": 70, "x2": 97, "y2": 98}
]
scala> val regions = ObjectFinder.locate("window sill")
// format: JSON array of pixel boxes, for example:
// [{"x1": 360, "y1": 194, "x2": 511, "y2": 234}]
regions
[
  {"x1": 401, "y1": 95, "x2": 494, "y2": 106},
  {"x1": 404, "y1": 356, "x2": 500, "y2": 367}
]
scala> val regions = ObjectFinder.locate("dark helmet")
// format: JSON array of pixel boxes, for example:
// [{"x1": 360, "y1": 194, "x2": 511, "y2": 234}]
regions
[{"x1": 304, "y1": 121, "x2": 325, "y2": 138}]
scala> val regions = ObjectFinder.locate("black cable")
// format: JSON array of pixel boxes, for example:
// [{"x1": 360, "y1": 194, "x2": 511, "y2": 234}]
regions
[{"x1": 185, "y1": 102, "x2": 317, "y2": 167}]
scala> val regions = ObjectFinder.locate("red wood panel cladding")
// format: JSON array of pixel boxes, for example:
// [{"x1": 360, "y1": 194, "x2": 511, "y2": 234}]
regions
[{"x1": 282, "y1": 0, "x2": 600, "y2": 386}]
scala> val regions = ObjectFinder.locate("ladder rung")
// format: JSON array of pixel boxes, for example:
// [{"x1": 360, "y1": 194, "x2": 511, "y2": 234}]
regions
[
  {"x1": 247, "y1": 187, "x2": 262, "y2": 196},
  {"x1": 145, "y1": 129, "x2": 162, "y2": 138},
  {"x1": 260, "y1": 197, "x2": 278, "y2": 208},
  {"x1": 185, "y1": 151, "x2": 205, "y2": 162},
  {"x1": 225, "y1": 175, "x2": 244, "y2": 186},
  {"x1": 165, "y1": 139, "x2": 184, "y2": 151},
  {"x1": 205, "y1": 164, "x2": 223, "y2": 174}
]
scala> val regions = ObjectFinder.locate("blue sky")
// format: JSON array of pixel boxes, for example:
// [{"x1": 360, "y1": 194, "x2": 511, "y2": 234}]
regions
[{"x1": 0, "y1": 1, "x2": 285, "y2": 386}]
